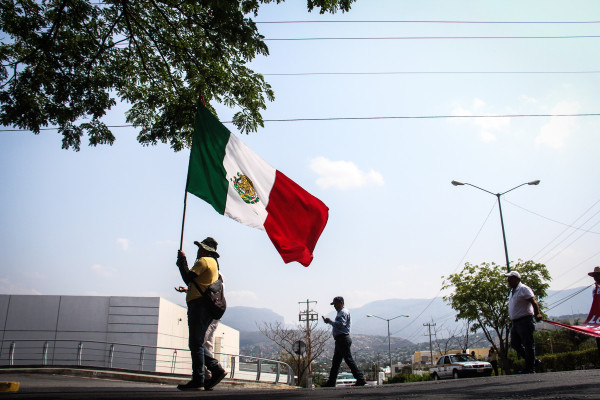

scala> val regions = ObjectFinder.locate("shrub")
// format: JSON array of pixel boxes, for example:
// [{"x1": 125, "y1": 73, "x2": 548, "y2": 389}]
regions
[{"x1": 386, "y1": 373, "x2": 432, "y2": 384}]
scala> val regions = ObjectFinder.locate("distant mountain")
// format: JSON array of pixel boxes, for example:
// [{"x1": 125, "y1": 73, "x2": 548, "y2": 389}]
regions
[{"x1": 220, "y1": 306, "x2": 284, "y2": 332}]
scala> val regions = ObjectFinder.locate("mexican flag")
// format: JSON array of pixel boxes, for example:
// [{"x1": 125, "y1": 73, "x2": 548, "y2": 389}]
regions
[{"x1": 185, "y1": 105, "x2": 329, "y2": 267}]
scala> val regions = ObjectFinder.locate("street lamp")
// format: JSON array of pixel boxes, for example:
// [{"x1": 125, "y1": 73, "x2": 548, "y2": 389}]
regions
[
  {"x1": 366, "y1": 314, "x2": 409, "y2": 376},
  {"x1": 451, "y1": 179, "x2": 540, "y2": 272}
]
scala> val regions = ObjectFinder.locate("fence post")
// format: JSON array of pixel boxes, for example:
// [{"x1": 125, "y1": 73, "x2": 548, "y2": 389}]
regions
[
  {"x1": 77, "y1": 342, "x2": 83, "y2": 366},
  {"x1": 171, "y1": 350, "x2": 177, "y2": 374},
  {"x1": 108, "y1": 344, "x2": 114, "y2": 368},
  {"x1": 42, "y1": 342, "x2": 48, "y2": 366},
  {"x1": 256, "y1": 359, "x2": 262, "y2": 381},
  {"x1": 8, "y1": 342, "x2": 15, "y2": 366},
  {"x1": 139, "y1": 347, "x2": 145, "y2": 371},
  {"x1": 275, "y1": 362, "x2": 280, "y2": 384},
  {"x1": 230, "y1": 356, "x2": 236, "y2": 379}
]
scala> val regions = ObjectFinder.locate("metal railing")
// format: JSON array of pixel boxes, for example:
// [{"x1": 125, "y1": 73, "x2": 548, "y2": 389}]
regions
[{"x1": 0, "y1": 339, "x2": 294, "y2": 385}]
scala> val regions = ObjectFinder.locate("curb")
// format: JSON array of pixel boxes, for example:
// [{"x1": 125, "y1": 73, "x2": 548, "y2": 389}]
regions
[
  {"x1": 0, "y1": 382, "x2": 20, "y2": 392},
  {"x1": 0, "y1": 367, "x2": 297, "y2": 390}
]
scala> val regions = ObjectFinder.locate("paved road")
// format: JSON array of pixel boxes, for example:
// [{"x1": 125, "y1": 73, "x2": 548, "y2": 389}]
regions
[{"x1": 2, "y1": 369, "x2": 600, "y2": 399}]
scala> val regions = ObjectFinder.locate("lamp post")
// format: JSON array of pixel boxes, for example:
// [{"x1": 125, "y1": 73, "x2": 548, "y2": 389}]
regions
[
  {"x1": 451, "y1": 179, "x2": 540, "y2": 272},
  {"x1": 366, "y1": 314, "x2": 409, "y2": 377}
]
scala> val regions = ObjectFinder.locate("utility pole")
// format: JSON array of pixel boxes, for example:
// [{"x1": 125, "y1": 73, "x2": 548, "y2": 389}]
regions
[
  {"x1": 299, "y1": 299, "x2": 318, "y2": 388},
  {"x1": 423, "y1": 323, "x2": 436, "y2": 366}
]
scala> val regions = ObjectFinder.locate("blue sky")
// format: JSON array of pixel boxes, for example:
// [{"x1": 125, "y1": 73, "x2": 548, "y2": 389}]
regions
[{"x1": 1, "y1": 0, "x2": 600, "y2": 335}]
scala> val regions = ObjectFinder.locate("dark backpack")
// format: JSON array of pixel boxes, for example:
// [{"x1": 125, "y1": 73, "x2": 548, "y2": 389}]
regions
[{"x1": 192, "y1": 274, "x2": 226, "y2": 320}]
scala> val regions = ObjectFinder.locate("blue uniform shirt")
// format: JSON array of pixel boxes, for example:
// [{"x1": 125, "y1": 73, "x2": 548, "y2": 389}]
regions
[{"x1": 328, "y1": 307, "x2": 351, "y2": 337}]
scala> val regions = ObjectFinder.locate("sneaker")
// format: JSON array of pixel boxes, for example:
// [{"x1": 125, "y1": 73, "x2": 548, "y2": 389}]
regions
[
  {"x1": 353, "y1": 379, "x2": 367, "y2": 386},
  {"x1": 177, "y1": 379, "x2": 203, "y2": 391},
  {"x1": 204, "y1": 369, "x2": 227, "y2": 391},
  {"x1": 321, "y1": 381, "x2": 336, "y2": 388}
]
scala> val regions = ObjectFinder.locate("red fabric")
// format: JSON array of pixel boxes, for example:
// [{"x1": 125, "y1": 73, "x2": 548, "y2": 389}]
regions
[
  {"x1": 264, "y1": 170, "x2": 329, "y2": 267},
  {"x1": 543, "y1": 319, "x2": 600, "y2": 338},
  {"x1": 543, "y1": 284, "x2": 600, "y2": 338}
]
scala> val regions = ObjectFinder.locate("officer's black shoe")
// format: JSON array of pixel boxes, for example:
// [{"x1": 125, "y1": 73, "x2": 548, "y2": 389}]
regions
[{"x1": 177, "y1": 379, "x2": 203, "y2": 391}]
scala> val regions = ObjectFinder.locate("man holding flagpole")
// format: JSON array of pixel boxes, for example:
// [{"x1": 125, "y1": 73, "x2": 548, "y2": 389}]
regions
[{"x1": 176, "y1": 237, "x2": 227, "y2": 391}]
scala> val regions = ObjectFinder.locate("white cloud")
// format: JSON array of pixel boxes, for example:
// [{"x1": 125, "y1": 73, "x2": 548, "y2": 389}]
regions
[
  {"x1": 116, "y1": 238, "x2": 130, "y2": 251},
  {"x1": 91, "y1": 264, "x2": 116, "y2": 278},
  {"x1": 451, "y1": 98, "x2": 510, "y2": 142},
  {"x1": 309, "y1": 156, "x2": 384, "y2": 190},
  {"x1": 0, "y1": 278, "x2": 41, "y2": 295},
  {"x1": 536, "y1": 101, "x2": 580, "y2": 149}
]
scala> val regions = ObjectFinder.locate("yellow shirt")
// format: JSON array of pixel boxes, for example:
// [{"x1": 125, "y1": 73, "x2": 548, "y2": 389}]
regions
[{"x1": 186, "y1": 257, "x2": 219, "y2": 303}]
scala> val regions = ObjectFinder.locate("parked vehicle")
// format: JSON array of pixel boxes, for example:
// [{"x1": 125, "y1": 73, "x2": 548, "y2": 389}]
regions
[{"x1": 430, "y1": 353, "x2": 492, "y2": 380}]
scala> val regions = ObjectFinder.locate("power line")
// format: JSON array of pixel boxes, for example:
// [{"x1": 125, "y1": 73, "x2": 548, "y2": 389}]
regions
[
  {"x1": 264, "y1": 70, "x2": 600, "y2": 76},
  {"x1": 504, "y1": 199, "x2": 600, "y2": 235},
  {"x1": 2, "y1": 113, "x2": 599, "y2": 132},
  {"x1": 265, "y1": 35, "x2": 600, "y2": 41},
  {"x1": 529, "y1": 199, "x2": 600, "y2": 261},
  {"x1": 256, "y1": 20, "x2": 600, "y2": 25}
]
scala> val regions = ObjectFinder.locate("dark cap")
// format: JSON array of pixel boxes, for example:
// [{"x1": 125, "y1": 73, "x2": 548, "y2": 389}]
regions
[
  {"x1": 330, "y1": 296, "x2": 344, "y2": 305},
  {"x1": 194, "y1": 237, "x2": 220, "y2": 258}
]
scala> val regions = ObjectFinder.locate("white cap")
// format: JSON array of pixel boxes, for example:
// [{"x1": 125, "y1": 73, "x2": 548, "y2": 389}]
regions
[{"x1": 503, "y1": 271, "x2": 521, "y2": 279}]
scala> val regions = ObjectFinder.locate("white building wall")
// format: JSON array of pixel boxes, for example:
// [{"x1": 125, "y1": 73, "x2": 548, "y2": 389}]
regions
[{"x1": 0, "y1": 295, "x2": 239, "y2": 375}]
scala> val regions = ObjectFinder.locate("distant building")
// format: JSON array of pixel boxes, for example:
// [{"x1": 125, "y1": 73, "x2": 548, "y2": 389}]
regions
[
  {"x1": 412, "y1": 350, "x2": 441, "y2": 365},
  {"x1": 0, "y1": 295, "x2": 239, "y2": 374},
  {"x1": 411, "y1": 347, "x2": 491, "y2": 365}
]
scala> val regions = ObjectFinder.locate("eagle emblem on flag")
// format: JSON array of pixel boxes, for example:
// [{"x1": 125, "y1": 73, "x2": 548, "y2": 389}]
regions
[{"x1": 231, "y1": 172, "x2": 260, "y2": 204}]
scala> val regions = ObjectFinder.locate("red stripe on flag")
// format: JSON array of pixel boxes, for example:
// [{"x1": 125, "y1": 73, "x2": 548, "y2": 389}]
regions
[
  {"x1": 543, "y1": 319, "x2": 600, "y2": 338},
  {"x1": 264, "y1": 171, "x2": 329, "y2": 267}
]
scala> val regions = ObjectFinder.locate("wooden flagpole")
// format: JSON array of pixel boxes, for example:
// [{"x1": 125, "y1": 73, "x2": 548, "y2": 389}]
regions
[
  {"x1": 180, "y1": 96, "x2": 206, "y2": 251},
  {"x1": 179, "y1": 190, "x2": 188, "y2": 251}
]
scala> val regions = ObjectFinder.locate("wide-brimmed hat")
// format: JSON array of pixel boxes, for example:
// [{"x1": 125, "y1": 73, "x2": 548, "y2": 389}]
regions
[
  {"x1": 588, "y1": 266, "x2": 600, "y2": 277},
  {"x1": 194, "y1": 237, "x2": 219, "y2": 258},
  {"x1": 503, "y1": 271, "x2": 521, "y2": 279}
]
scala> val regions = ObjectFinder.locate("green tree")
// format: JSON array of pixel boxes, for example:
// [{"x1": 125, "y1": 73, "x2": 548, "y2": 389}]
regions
[
  {"x1": 442, "y1": 260, "x2": 551, "y2": 374},
  {"x1": 0, "y1": 0, "x2": 356, "y2": 151}
]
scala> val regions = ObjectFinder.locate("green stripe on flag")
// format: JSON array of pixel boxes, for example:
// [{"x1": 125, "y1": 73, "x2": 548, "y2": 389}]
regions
[{"x1": 186, "y1": 105, "x2": 230, "y2": 215}]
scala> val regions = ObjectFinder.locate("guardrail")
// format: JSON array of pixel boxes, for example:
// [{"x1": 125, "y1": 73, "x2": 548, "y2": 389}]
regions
[{"x1": 0, "y1": 339, "x2": 294, "y2": 386}]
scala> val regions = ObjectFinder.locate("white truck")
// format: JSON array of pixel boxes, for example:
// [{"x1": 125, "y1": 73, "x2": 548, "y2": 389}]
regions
[{"x1": 430, "y1": 353, "x2": 493, "y2": 380}]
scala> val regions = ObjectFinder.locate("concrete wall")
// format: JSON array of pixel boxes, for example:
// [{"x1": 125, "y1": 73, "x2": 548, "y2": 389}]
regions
[{"x1": 0, "y1": 295, "x2": 238, "y2": 374}]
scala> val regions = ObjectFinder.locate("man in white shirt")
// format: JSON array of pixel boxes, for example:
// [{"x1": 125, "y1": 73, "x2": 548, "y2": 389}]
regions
[{"x1": 505, "y1": 270, "x2": 542, "y2": 374}]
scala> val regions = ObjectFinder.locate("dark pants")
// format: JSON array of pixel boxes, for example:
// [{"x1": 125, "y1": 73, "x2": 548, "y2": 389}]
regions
[
  {"x1": 490, "y1": 360, "x2": 499, "y2": 376},
  {"x1": 327, "y1": 334, "x2": 364, "y2": 383},
  {"x1": 187, "y1": 299, "x2": 220, "y2": 382},
  {"x1": 510, "y1": 316, "x2": 536, "y2": 372}
]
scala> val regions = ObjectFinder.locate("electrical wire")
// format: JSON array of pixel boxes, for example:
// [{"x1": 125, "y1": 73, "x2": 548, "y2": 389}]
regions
[
  {"x1": 389, "y1": 202, "x2": 496, "y2": 337},
  {"x1": 538, "y1": 216, "x2": 600, "y2": 264},
  {"x1": 552, "y1": 249, "x2": 600, "y2": 282},
  {"x1": 265, "y1": 35, "x2": 600, "y2": 41},
  {"x1": 504, "y1": 199, "x2": 600, "y2": 238},
  {"x1": 545, "y1": 284, "x2": 592, "y2": 312},
  {"x1": 263, "y1": 70, "x2": 600, "y2": 76},
  {"x1": 3, "y1": 113, "x2": 600, "y2": 132},
  {"x1": 256, "y1": 20, "x2": 600, "y2": 25}
]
